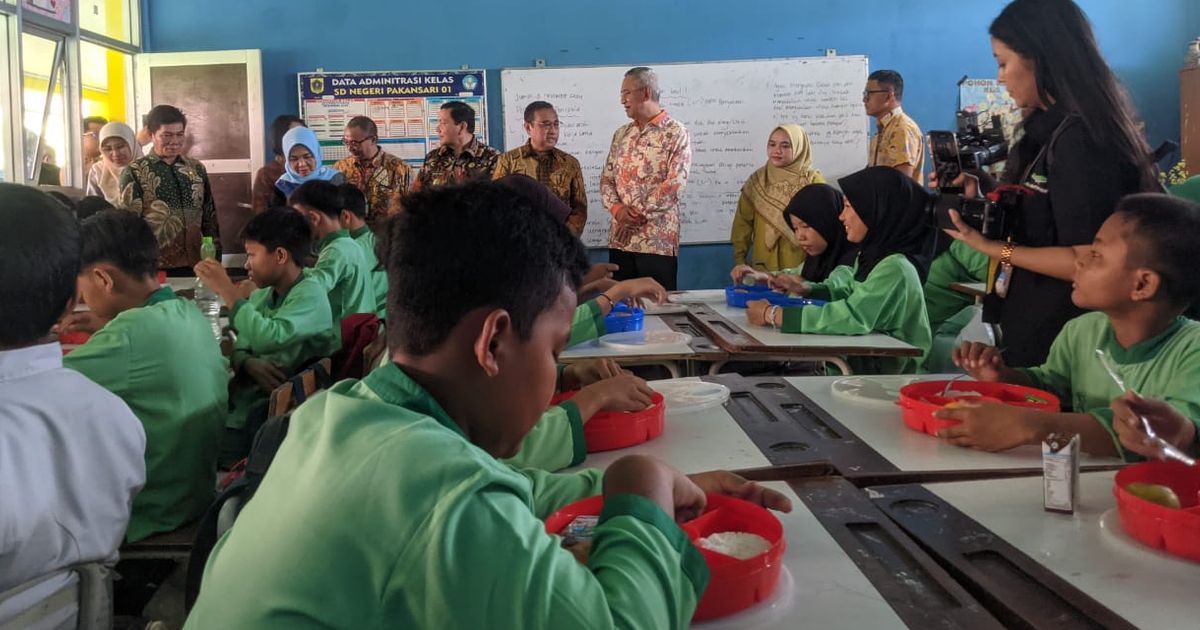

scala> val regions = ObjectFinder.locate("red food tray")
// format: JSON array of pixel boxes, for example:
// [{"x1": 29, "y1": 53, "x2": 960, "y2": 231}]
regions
[
  {"x1": 551, "y1": 390, "x2": 665, "y2": 452},
  {"x1": 545, "y1": 493, "x2": 785, "y2": 621},
  {"x1": 1113, "y1": 460, "x2": 1200, "y2": 562},
  {"x1": 898, "y1": 380, "x2": 1060, "y2": 435}
]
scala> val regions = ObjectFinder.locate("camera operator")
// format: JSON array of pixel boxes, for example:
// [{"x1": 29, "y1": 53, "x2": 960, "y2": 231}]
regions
[{"x1": 937, "y1": 0, "x2": 1160, "y2": 367}]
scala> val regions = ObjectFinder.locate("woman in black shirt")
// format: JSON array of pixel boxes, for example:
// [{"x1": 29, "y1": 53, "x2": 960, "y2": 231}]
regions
[{"x1": 941, "y1": 0, "x2": 1159, "y2": 367}]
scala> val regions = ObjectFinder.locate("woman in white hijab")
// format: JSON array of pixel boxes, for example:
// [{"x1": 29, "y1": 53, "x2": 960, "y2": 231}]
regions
[{"x1": 85, "y1": 122, "x2": 142, "y2": 202}]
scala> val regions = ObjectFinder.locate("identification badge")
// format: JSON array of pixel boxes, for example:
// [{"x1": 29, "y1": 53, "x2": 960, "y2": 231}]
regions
[{"x1": 994, "y1": 262, "x2": 1013, "y2": 298}]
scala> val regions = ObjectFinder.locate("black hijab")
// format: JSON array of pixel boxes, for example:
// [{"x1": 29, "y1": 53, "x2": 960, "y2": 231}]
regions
[
  {"x1": 781, "y1": 183, "x2": 857, "y2": 283},
  {"x1": 496, "y1": 174, "x2": 572, "y2": 225},
  {"x1": 838, "y1": 166, "x2": 934, "y2": 282}
]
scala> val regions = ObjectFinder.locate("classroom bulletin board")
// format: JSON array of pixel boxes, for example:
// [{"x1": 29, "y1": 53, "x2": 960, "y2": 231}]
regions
[{"x1": 297, "y1": 69, "x2": 488, "y2": 168}]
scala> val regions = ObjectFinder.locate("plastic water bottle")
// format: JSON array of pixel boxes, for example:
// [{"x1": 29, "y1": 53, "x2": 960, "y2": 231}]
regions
[{"x1": 194, "y1": 236, "x2": 223, "y2": 342}]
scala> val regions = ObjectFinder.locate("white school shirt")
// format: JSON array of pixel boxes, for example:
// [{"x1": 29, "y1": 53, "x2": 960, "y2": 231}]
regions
[{"x1": 0, "y1": 342, "x2": 146, "y2": 624}]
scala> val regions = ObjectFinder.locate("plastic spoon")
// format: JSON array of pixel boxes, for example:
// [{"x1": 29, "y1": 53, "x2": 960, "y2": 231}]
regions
[{"x1": 1095, "y1": 349, "x2": 1197, "y2": 466}]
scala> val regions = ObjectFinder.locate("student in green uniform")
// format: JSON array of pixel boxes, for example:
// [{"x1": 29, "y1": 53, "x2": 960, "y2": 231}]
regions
[
  {"x1": 193, "y1": 207, "x2": 339, "y2": 465},
  {"x1": 289, "y1": 180, "x2": 376, "y2": 340},
  {"x1": 731, "y1": 183, "x2": 859, "y2": 286},
  {"x1": 942, "y1": 194, "x2": 1200, "y2": 459},
  {"x1": 186, "y1": 181, "x2": 791, "y2": 630},
  {"x1": 924, "y1": 240, "x2": 992, "y2": 371},
  {"x1": 59, "y1": 210, "x2": 228, "y2": 541},
  {"x1": 337, "y1": 183, "x2": 387, "y2": 319},
  {"x1": 506, "y1": 359, "x2": 655, "y2": 471},
  {"x1": 747, "y1": 166, "x2": 934, "y2": 373},
  {"x1": 568, "y1": 277, "x2": 669, "y2": 347}
]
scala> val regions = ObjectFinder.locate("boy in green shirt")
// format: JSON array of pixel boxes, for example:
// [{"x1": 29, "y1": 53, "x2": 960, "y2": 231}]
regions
[
  {"x1": 289, "y1": 180, "x2": 376, "y2": 340},
  {"x1": 194, "y1": 207, "x2": 339, "y2": 465},
  {"x1": 941, "y1": 194, "x2": 1200, "y2": 459},
  {"x1": 60, "y1": 211, "x2": 228, "y2": 541},
  {"x1": 186, "y1": 181, "x2": 791, "y2": 630},
  {"x1": 337, "y1": 183, "x2": 387, "y2": 319}
]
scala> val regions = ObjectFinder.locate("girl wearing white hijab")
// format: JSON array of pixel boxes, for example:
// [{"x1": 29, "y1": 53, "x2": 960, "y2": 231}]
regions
[{"x1": 85, "y1": 122, "x2": 142, "y2": 203}]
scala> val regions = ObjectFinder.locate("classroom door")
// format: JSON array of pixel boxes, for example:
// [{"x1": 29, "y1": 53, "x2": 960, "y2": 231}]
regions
[{"x1": 134, "y1": 49, "x2": 264, "y2": 255}]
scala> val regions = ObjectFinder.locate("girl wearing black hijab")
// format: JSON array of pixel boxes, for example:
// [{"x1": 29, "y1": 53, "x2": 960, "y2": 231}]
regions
[
  {"x1": 730, "y1": 183, "x2": 856, "y2": 288},
  {"x1": 748, "y1": 166, "x2": 934, "y2": 373}
]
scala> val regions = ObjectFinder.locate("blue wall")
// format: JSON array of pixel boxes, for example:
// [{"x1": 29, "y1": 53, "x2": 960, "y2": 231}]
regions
[{"x1": 144, "y1": 0, "x2": 1197, "y2": 289}]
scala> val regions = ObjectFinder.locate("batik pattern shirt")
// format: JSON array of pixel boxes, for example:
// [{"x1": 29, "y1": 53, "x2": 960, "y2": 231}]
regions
[
  {"x1": 600, "y1": 111, "x2": 691, "y2": 256},
  {"x1": 492, "y1": 142, "x2": 588, "y2": 236},
  {"x1": 868, "y1": 107, "x2": 925, "y2": 185},
  {"x1": 415, "y1": 136, "x2": 502, "y2": 190},
  {"x1": 334, "y1": 149, "x2": 414, "y2": 233},
  {"x1": 118, "y1": 152, "x2": 220, "y2": 269}
]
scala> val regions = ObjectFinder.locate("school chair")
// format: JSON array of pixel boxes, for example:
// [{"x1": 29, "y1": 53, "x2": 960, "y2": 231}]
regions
[{"x1": 0, "y1": 563, "x2": 112, "y2": 630}]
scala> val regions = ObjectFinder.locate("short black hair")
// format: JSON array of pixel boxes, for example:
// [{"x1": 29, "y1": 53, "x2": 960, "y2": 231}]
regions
[
  {"x1": 242, "y1": 206, "x2": 313, "y2": 264},
  {"x1": 75, "y1": 195, "x2": 115, "y2": 221},
  {"x1": 80, "y1": 210, "x2": 159, "y2": 278},
  {"x1": 1115, "y1": 193, "x2": 1200, "y2": 308},
  {"x1": 83, "y1": 116, "x2": 108, "y2": 130},
  {"x1": 145, "y1": 105, "x2": 186, "y2": 133},
  {"x1": 378, "y1": 181, "x2": 589, "y2": 355},
  {"x1": 440, "y1": 101, "x2": 476, "y2": 134},
  {"x1": 868, "y1": 69, "x2": 904, "y2": 101},
  {"x1": 289, "y1": 180, "x2": 342, "y2": 218},
  {"x1": 346, "y1": 115, "x2": 378, "y2": 138},
  {"x1": 338, "y1": 183, "x2": 367, "y2": 219},
  {"x1": 0, "y1": 184, "x2": 81, "y2": 348},
  {"x1": 270, "y1": 114, "x2": 305, "y2": 158},
  {"x1": 45, "y1": 191, "x2": 76, "y2": 211},
  {"x1": 523, "y1": 101, "x2": 555, "y2": 124}
]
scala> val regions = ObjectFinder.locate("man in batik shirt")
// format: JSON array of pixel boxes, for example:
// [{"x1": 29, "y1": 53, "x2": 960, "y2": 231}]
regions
[
  {"x1": 119, "y1": 104, "x2": 220, "y2": 273},
  {"x1": 600, "y1": 67, "x2": 691, "y2": 290}
]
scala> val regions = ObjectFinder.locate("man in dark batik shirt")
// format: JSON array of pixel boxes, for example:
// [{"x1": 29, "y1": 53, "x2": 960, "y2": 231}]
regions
[{"x1": 415, "y1": 101, "x2": 501, "y2": 190}]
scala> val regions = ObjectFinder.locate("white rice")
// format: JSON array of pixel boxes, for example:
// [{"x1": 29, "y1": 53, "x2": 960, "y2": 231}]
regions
[{"x1": 697, "y1": 531, "x2": 771, "y2": 560}]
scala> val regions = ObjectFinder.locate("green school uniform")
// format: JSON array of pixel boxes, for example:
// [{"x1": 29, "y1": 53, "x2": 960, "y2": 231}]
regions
[
  {"x1": 569, "y1": 299, "x2": 606, "y2": 347},
  {"x1": 64, "y1": 287, "x2": 229, "y2": 542},
  {"x1": 779, "y1": 254, "x2": 931, "y2": 374},
  {"x1": 225, "y1": 270, "x2": 340, "y2": 430},
  {"x1": 351, "y1": 225, "x2": 388, "y2": 319},
  {"x1": 309, "y1": 229, "x2": 376, "y2": 338},
  {"x1": 503, "y1": 402, "x2": 587, "y2": 472},
  {"x1": 186, "y1": 363, "x2": 707, "y2": 629},
  {"x1": 1017, "y1": 312, "x2": 1200, "y2": 461},
  {"x1": 924, "y1": 240, "x2": 990, "y2": 330}
]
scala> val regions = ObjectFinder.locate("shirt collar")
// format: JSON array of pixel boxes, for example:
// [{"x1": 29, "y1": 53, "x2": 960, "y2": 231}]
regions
[
  {"x1": 144, "y1": 286, "x2": 179, "y2": 307},
  {"x1": 361, "y1": 362, "x2": 465, "y2": 438},
  {"x1": 318, "y1": 228, "x2": 351, "y2": 250},
  {"x1": 520, "y1": 141, "x2": 558, "y2": 160},
  {"x1": 441, "y1": 136, "x2": 482, "y2": 158},
  {"x1": 0, "y1": 342, "x2": 63, "y2": 383},
  {"x1": 350, "y1": 225, "x2": 371, "y2": 239},
  {"x1": 1104, "y1": 316, "x2": 1187, "y2": 364},
  {"x1": 638, "y1": 109, "x2": 670, "y2": 130},
  {"x1": 877, "y1": 106, "x2": 903, "y2": 129},
  {"x1": 356, "y1": 146, "x2": 385, "y2": 168}
]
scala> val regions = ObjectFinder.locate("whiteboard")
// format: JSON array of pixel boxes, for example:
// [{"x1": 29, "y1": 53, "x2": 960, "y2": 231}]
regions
[{"x1": 501, "y1": 56, "x2": 869, "y2": 246}]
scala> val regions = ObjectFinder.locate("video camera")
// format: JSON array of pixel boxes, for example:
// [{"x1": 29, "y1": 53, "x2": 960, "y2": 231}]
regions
[
  {"x1": 926, "y1": 110, "x2": 1018, "y2": 240},
  {"x1": 927, "y1": 184, "x2": 1029, "y2": 241},
  {"x1": 928, "y1": 111, "x2": 1009, "y2": 191}
]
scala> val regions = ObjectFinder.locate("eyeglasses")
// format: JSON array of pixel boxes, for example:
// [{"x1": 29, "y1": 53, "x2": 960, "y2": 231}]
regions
[
  {"x1": 533, "y1": 121, "x2": 560, "y2": 130},
  {"x1": 862, "y1": 89, "x2": 893, "y2": 99},
  {"x1": 343, "y1": 135, "x2": 377, "y2": 148}
]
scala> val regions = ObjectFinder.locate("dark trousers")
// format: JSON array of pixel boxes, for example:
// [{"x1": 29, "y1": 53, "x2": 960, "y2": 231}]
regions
[{"x1": 609, "y1": 249, "x2": 678, "y2": 291}]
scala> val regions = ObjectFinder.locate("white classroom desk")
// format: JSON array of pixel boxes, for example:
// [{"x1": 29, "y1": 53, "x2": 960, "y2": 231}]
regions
[
  {"x1": 701, "y1": 301, "x2": 919, "y2": 375},
  {"x1": 928, "y1": 472, "x2": 1199, "y2": 628},
  {"x1": 785, "y1": 375, "x2": 1122, "y2": 471},
  {"x1": 570, "y1": 390, "x2": 905, "y2": 629},
  {"x1": 560, "y1": 315, "x2": 698, "y2": 378}
]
